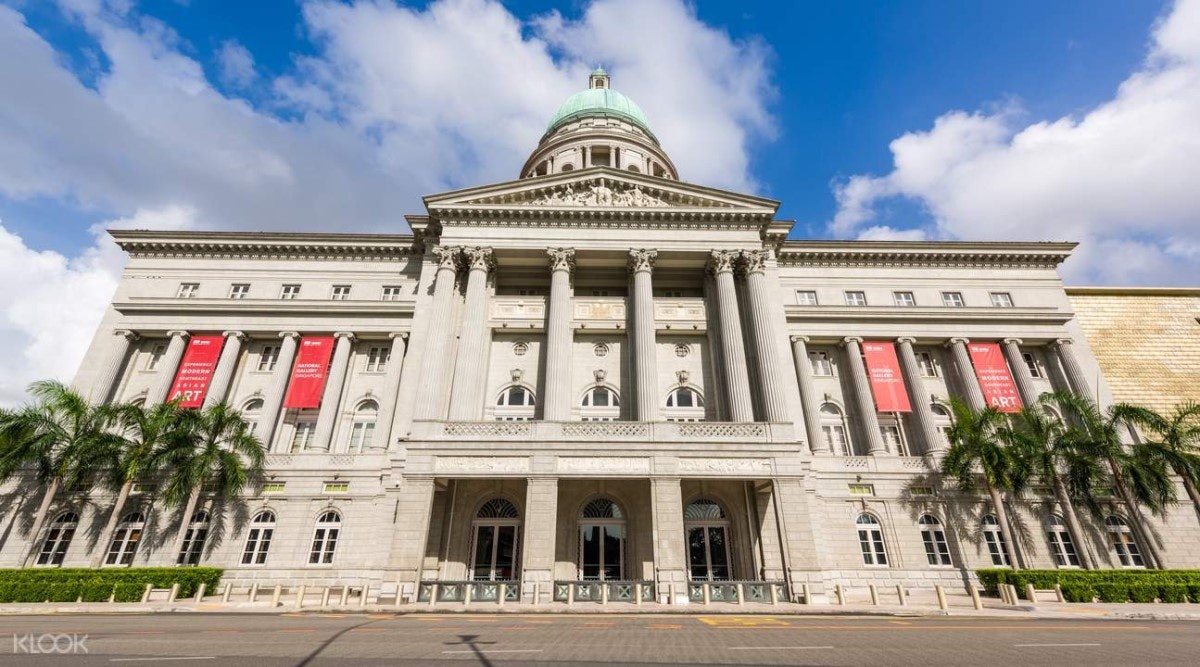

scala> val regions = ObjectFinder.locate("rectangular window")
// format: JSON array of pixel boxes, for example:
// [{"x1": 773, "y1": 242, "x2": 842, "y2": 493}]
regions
[
  {"x1": 323, "y1": 482, "x2": 350, "y2": 494},
  {"x1": 880, "y1": 425, "x2": 907, "y2": 456},
  {"x1": 823, "y1": 425, "x2": 851, "y2": 456},
  {"x1": 131, "y1": 483, "x2": 155, "y2": 495},
  {"x1": 381, "y1": 285, "x2": 405, "y2": 301},
  {"x1": 280, "y1": 284, "x2": 301, "y2": 300},
  {"x1": 261, "y1": 482, "x2": 286, "y2": 495},
  {"x1": 941, "y1": 291, "x2": 965, "y2": 307},
  {"x1": 809, "y1": 351, "x2": 833, "y2": 377},
  {"x1": 922, "y1": 526, "x2": 953, "y2": 566},
  {"x1": 176, "y1": 283, "x2": 199, "y2": 298},
  {"x1": 365, "y1": 346, "x2": 390, "y2": 373},
  {"x1": 909, "y1": 486, "x2": 934, "y2": 497},
  {"x1": 990, "y1": 292, "x2": 1014, "y2": 308},
  {"x1": 591, "y1": 289, "x2": 611, "y2": 297},
  {"x1": 1022, "y1": 352, "x2": 1042, "y2": 378},
  {"x1": 331, "y1": 285, "x2": 351, "y2": 300},
  {"x1": 291, "y1": 421, "x2": 316, "y2": 452},
  {"x1": 517, "y1": 288, "x2": 543, "y2": 296},
  {"x1": 228, "y1": 283, "x2": 250, "y2": 299},
  {"x1": 844, "y1": 291, "x2": 867, "y2": 306},
  {"x1": 662, "y1": 290, "x2": 683, "y2": 298},
  {"x1": 893, "y1": 291, "x2": 915, "y2": 307},
  {"x1": 795, "y1": 290, "x2": 818, "y2": 306},
  {"x1": 917, "y1": 351, "x2": 938, "y2": 377},
  {"x1": 848, "y1": 484, "x2": 875, "y2": 495},
  {"x1": 145, "y1": 343, "x2": 167, "y2": 371},
  {"x1": 258, "y1": 345, "x2": 280, "y2": 372},
  {"x1": 347, "y1": 421, "x2": 375, "y2": 453}
]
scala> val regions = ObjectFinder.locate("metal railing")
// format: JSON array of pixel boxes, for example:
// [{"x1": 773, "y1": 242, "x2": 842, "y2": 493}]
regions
[
  {"x1": 553, "y1": 580, "x2": 655, "y2": 603},
  {"x1": 687, "y1": 580, "x2": 788, "y2": 604},
  {"x1": 416, "y1": 580, "x2": 520, "y2": 603}
]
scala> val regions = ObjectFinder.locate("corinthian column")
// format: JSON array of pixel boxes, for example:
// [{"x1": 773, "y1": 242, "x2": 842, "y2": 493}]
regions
[
  {"x1": 842, "y1": 337, "x2": 886, "y2": 455},
  {"x1": 415, "y1": 246, "x2": 460, "y2": 420},
  {"x1": 259, "y1": 332, "x2": 299, "y2": 452},
  {"x1": 373, "y1": 333, "x2": 409, "y2": 451},
  {"x1": 947, "y1": 338, "x2": 986, "y2": 410},
  {"x1": 740, "y1": 250, "x2": 788, "y2": 422},
  {"x1": 708, "y1": 251, "x2": 753, "y2": 422},
  {"x1": 312, "y1": 332, "x2": 355, "y2": 451},
  {"x1": 203, "y1": 331, "x2": 246, "y2": 408},
  {"x1": 1052, "y1": 338, "x2": 1092, "y2": 399},
  {"x1": 449, "y1": 247, "x2": 495, "y2": 420},
  {"x1": 896, "y1": 337, "x2": 943, "y2": 455},
  {"x1": 543, "y1": 248, "x2": 576, "y2": 421},
  {"x1": 90, "y1": 330, "x2": 137, "y2": 404},
  {"x1": 629, "y1": 249, "x2": 660, "y2": 421},
  {"x1": 146, "y1": 331, "x2": 189, "y2": 405},
  {"x1": 1001, "y1": 338, "x2": 1038, "y2": 406},
  {"x1": 789, "y1": 336, "x2": 825, "y2": 454}
]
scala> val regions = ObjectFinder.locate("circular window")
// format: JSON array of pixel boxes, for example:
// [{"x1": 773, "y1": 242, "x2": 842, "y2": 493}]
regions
[
  {"x1": 513, "y1": 342, "x2": 529, "y2": 356},
  {"x1": 674, "y1": 343, "x2": 690, "y2": 358},
  {"x1": 593, "y1": 342, "x2": 610, "y2": 357}
]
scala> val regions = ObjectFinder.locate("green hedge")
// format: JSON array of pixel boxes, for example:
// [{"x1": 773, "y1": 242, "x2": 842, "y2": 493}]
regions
[
  {"x1": 0, "y1": 568, "x2": 222, "y2": 603},
  {"x1": 978, "y1": 569, "x2": 1200, "y2": 603}
]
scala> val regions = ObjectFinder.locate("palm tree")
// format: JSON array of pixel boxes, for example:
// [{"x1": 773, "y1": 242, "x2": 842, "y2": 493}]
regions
[
  {"x1": 90, "y1": 400, "x2": 187, "y2": 567},
  {"x1": 1123, "y1": 402, "x2": 1200, "y2": 525},
  {"x1": 940, "y1": 398, "x2": 1023, "y2": 569},
  {"x1": 1050, "y1": 392, "x2": 1174, "y2": 569},
  {"x1": 160, "y1": 402, "x2": 265, "y2": 564},
  {"x1": 0, "y1": 381, "x2": 122, "y2": 565},
  {"x1": 1003, "y1": 396, "x2": 1103, "y2": 569}
]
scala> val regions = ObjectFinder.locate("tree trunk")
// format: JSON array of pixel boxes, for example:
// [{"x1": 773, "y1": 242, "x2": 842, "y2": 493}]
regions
[
  {"x1": 22, "y1": 477, "x2": 61, "y2": 566},
  {"x1": 987, "y1": 483, "x2": 1021, "y2": 570},
  {"x1": 91, "y1": 480, "x2": 134, "y2": 568},
  {"x1": 1107, "y1": 457, "x2": 1167, "y2": 569},
  {"x1": 168, "y1": 486, "x2": 203, "y2": 566},
  {"x1": 1181, "y1": 474, "x2": 1200, "y2": 526},
  {"x1": 1052, "y1": 474, "x2": 1095, "y2": 569}
]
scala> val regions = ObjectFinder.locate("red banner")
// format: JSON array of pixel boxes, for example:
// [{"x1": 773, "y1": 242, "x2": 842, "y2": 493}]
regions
[
  {"x1": 283, "y1": 336, "x2": 335, "y2": 409},
  {"x1": 968, "y1": 342, "x2": 1023, "y2": 413},
  {"x1": 862, "y1": 341, "x2": 912, "y2": 412},
  {"x1": 167, "y1": 335, "x2": 225, "y2": 408}
]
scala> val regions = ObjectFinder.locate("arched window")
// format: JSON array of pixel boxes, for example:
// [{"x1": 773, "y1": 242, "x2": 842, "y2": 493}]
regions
[
  {"x1": 36, "y1": 511, "x2": 78, "y2": 567},
  {"x1": 290, "y1": 410, "x2": 318, "y2": 453},
  {"x1": 495, "y1": 385, "x2": 536, "y2": 421},
  {"x1": 685, "y1": 500, "x2": 731, "y2": 581},
  {"x1": 664, "y1": 387, "x2": 705, "y2": 422},
  {"x1": 627, "y1": 164, "x2": 640, "y2": 173},
  {"x1": 820, "y1": 404, "x2": 852, "y2": 456},
  {"x1": 241, "y1": 399, "x2": 264, "y2": 436},
  {"x1": 856, "y1": 514, "x2": 888, "y2": 566},
  {"x1": 579, "y1": 498, "x2": 625, "y2": 581},
  {"x1": 309, "y1": 510, "x2": 341, "y2": 565},
  {"x1": 930, "y1": 404, "x2": 953, "y2": 448},
  {"x1": 560, "y1": 163, "x2": 575, "y2": 172},
  {"x1": 918, "y1": 515, "x2": 952, "y2": 566},
  {"x1": 1045, "y1": 515, "x2": 1080, "y2": 568},
  {"x1": 241, "y1": 511, "x2": 276, "y2": 565},
  {"x1": 472, "y1": 499, "x2": 521, "y2": 581},
  {"x1": 177, "y1": 509, "x2": 211, "y2": 566},
  {"x1": 981, "y1": 514, "x2": 1011, "y2": 567},
  {"x1": 105, "y1": 511, "x2": 146, "y2": 567},
  {"x1": 347, "y1": 399, "x2": 378, "y2": 454},
  {"x1": 1105, "y1": 515, "x2": 1145, "y2": 568},
  {"x1": 581, "y1": 386, "x2": 620, "y2": 422},
  {"x1": 878, "y1": 414, "x2": 909, "y2": 456}
]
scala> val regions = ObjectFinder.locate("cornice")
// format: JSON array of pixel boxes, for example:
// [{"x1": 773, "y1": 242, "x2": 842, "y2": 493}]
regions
[
  {"x1": 783, "y1": 305, "x2": 1072, "y2": 326},
  {"x1": 1065, "y1": 286, "x2": 1200, "y2": 297},
  {"x1": 778, "y1": 240, "x2": 1076, "y2": 269},
  {"x1": 110, "y1": 230, "x2": 416, "y2": 261},
  {"x1": 113, "y1": 298, "x2": 416, "y2": 317}
]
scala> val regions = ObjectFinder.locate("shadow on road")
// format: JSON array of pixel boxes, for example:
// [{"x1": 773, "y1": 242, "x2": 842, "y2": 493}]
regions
[
  {"x1": 445, "y1": 633, "x2": 497, "y2": 667},
  {"x1": 295, "y1": 616, "x2": 386, "y2": 667}
]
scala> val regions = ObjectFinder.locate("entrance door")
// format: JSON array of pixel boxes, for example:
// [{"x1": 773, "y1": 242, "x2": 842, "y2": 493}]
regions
[
  {"x1": 684, "y1": 499, "x2": 732, "y2": 581},
  {"x1": 579, "y1": 524, "x2": 624, "y2": 580},
  {"x1": 471, "y1": 523, "x2": 519, "y2": 581}
]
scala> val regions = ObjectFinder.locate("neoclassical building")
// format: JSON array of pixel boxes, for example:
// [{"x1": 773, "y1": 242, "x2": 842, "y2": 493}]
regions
[{"x1": 5, "y1": 70, "x2": 1196, "y2": 604}]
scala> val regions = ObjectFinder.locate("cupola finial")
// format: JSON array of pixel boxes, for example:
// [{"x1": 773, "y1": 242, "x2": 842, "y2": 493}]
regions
[{"x1": 589, "y1": 66, "x2": 609, "y2": 90}]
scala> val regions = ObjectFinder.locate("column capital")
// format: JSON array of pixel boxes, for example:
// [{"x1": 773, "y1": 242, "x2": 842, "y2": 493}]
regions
[
  {"x1": 460, "y1": 246, "x2": 496, "y2": 273},
  {"x1": 390, "y1": 332, "x2": 410, "y2": 341},
  {"x1": 1001, "y1": 337, "x2": 1024, "y2": 346},
  {"x1": 113, "y1": 329, "x2": 138, "y2": 341},
  {"x1": 431, "y1": 245, "x2": 458, "y2": 271},
  {"x1": 738, "y1": 249, "x2": 768, "y2": 276},
  {"x1": 896, "y1": 336, "x2": 917, "y2": 345},
  {"x1": 706, "y1": 249, "x2": 737, "y2": 275},
  {"x1": 167, "y1": 330, "x2": 190, "y2": 339},
  {"x1": 1053, "y1": 337, "x2": 1074, "y2": 347},
  {"x1": 789, "y1": 335, "x2": 810, "y2": 344},
  {"x1": 333, "y1": 331, "x2": 356, "y2": 341},
  {"x1": 221, "y1": 330, "x2": 246, "y2": 341},
  {"x1": 547, "y1": 247, "x2": 576, "y2": 274},
  {"x1": 279, "y1": 331, "x2": 301, "y2": 340},
  {"x1": 946, "y1": 337, "x2": 970, "y2": 347},
  {"x1": 628, "y1": 248, "x2": 658, "y2": 274},
  {"x1": 841, "y1": 336, "x2": 864, "y2": 347}
]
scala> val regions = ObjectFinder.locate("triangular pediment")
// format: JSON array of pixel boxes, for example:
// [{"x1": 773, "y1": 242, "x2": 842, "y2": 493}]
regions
[{"x1": 423, "y1": 167, "x2": 780, "y2": 217}]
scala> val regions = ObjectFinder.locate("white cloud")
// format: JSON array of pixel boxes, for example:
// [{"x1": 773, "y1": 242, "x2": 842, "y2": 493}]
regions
[
  {"x1": 216, "y1": 39, "x2": 256, "y2": 89},
  {"x1": 831, "y1": 0, "x2": 1200, "y2": 285}
]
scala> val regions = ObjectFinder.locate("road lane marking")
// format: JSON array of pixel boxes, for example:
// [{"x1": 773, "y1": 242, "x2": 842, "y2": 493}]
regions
[
  {"x1": 110, "y1": 658, "x2": 216, "y2": 662},
  {"x1": 729, "y1": 646, "x2": 834, "y2": 650},
  {"x1": 699, "y1": 617, "x2": 789, "y2": 627},
  {"x1": 442, "y1": 649, "x2": 543, "y2": 654},
  {"x1": 1014, "y1": 643, "x2": 1100, "y2": 647}
]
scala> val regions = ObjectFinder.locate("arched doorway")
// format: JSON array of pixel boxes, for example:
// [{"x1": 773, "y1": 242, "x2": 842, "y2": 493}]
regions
[
  {"x1": 684, "y1": 499, "x2": 732, "y2": 581},
  {"x1": 470, "y1": 498, "x2": 521, "y2": 581},
  {"x1": 579, "y1": 497, "x2": 625, "y2": 581}
]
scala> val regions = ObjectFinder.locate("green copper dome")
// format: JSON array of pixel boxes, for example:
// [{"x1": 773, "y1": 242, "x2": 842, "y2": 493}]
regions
[{"x1": 545, "y1": 86, "x2": 653, "y2": 136}]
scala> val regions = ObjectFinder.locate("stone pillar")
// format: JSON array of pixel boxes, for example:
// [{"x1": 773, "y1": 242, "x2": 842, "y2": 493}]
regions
[
  {"x1": 146, "y1": 330, "x2": 189, "y2": 405},
  {"x1": 90, "y1": 330, "x2": 137, "y2": 404},
  {"x1": 789, "y1": 336, "x2": 825, "y2": 454},
  {"x1": 896, "y1": 337, "x2": 943, "y2": 455},
  {"x1": 259, "y1": 332, "x2": 299, "y2": 452},
  {"x1": 389, "y1": 476, "x2": 436, "y2": 603},
  {"x1": 650, "y1": 477, "x2": 687, "y2": 603},
  {"x1": 739, "y1": 251, "x2": 788, "y2": 422},
  {"x1": 202, "y1": 331, "x2": 246, "y2": 408},
  {"x1": 449, "y1": 247, "x2": 495, "y2": 420},
  {"x1": 947, "y1": 338, "x2": 986, "y2": 410},
  {"x1": 542, "y1": 249, "x2": 576, "y2": 421},
  {"x1": 373, "y1": 333, "x2": 409, "y2": 451},
  {"x1": 841, "y1": 337, "x2": 886, "y2": 455},
  {"x1": 312, "y1": 332, "x2": 355, "y2": 452},
  {"x1": 708, "y1": 251, "x2": 754, "y2": 422},
  {"x1": 415, "y1": 246, "x2": 461, "y2": 420},
  {"x1": 629, "y1": 249, "x2": 660, "y2": 421},
  {"x1": 520, "y1": 478, "x2": 558, "y2": 603},
  {"x1": 1002, "y1": 338, "x2": 1039, "y2": 406},
  {"x1": 772, "y1": 478, "x2": 821, "y2": 599},
  {"x1": 1052, "y1": 338, "x2": 1092, "y2": 398}
]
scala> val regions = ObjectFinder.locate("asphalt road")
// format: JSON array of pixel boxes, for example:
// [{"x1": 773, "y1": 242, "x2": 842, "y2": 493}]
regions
[{"x1": 2, "y1": 612, "x2": 1198, "y2": 666}]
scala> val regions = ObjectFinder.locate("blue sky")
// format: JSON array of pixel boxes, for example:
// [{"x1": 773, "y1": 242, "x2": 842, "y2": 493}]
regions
[{"x1": 0, "y1": 0, "x2": 1197, "y2": 403}]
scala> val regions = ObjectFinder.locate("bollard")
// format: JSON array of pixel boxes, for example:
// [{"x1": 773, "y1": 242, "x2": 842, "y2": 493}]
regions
[
  {"x1": 970, "y1": 585, "x2": 983, "y2": 610},
  {"x1": 194, "y1": 583, "x2": 207, "y2": 603},
  {"x1": 1010, "y1": 584, "x2": 1021, "y2": 605},
  {"x1": 896, "y1": 584, "x2": 907, "y2": 606},
  {"x1": 168, "y1": 583, "x2": 181, "y2": 603},
  {"x1": 428, "y1": 583, "x2": 438, "y2": 607},
  {"x1": 399, "y1": 580, "x2": 410, "y2": 608},
  {"x1": 295, "y1": 585, "x2": 306, "y2": 609},
  {"x1": 1026, "y1": 584, "x2": 1038, "y2": 604},
  {"x1": 222, "y1": 583, "x2": 232, "y2": 603},
  {"x1": 869, "y1": 584, "x2": 879, "y2": 606},
  {"x1": 360, "y1": 584, "x2": 369, "y2": 608},
  {"x1": 499, "y1": 583, "x2": 506, "y2": 607},
  {"x1": 271, "y1": 585, "x2": 282, "y2": 608},
  {"x1": 635, "y1": 583, "x2": 642, "y2": 607},
  {"x1": 770, "y1": 583, "x2": 779, "y2": 606},
  {"x1": 141, "y1": 583, "x2": 153, "y2": 603},
  {"x1": 108, "y1": 588, "x2": 116, "y2": 604},
  {"x1": 835, "y1": 584, "x2": 845, "y2": 606},
  {"x1": 249, "y1": 582, "x2": 260, "y2": 604},
  {"x1": 339, "y1": 585, "x2": 350, "y2": 607},
  {"x1": 802, "y1": 583, "x2": 811, "y2": 605},
  {"x1": 601, "y1": 583, "x2": 609, "y2": 605},
  {"x1": 703, "y1": 583, "x2": 711, "y2": 606},
  {"x1": 321, "y1": 586, "x2": 331, "y2": 607},
  {"x1": 737, "y1": 583, "x2": 745, "y2": 606},
  {"x1": 1054, "y1": 584, "x2": 1065, "y2": 603},
  {"x1": 464, "y1": 583, "x2": 473, "y2": 606},
  {"x1": 76, "y1": 596, "x2": 83, "y2": 604},
  {"x1": 935, "y1": 585, "x2": 948, "y2": 611},
  {"x1": 534, "y1": 582, "x2": 541, "y2": 606},
  {"x1": 567, "y1": 583, "x2": 575, "y2": 606}
]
